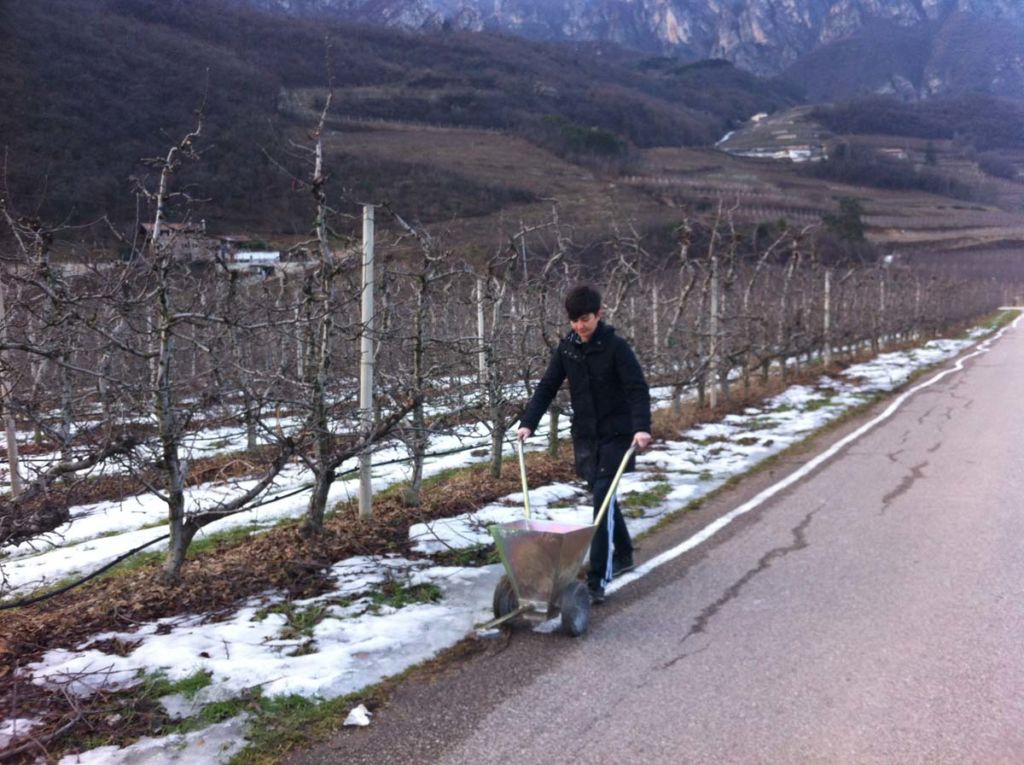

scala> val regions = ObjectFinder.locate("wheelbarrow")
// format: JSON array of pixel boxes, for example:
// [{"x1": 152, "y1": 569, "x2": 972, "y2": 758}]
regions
[{"x1": 482, "y1": 440, "x2": 635, "y2": 637}]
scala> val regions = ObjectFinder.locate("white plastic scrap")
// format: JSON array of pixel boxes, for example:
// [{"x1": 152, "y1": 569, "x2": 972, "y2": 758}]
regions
[{"x1": 344, "y1": 703, "x2": 372, "y2": 727}]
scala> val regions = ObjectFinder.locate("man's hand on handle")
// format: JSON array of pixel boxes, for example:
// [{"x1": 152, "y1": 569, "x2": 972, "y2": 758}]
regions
[{"x1": 517, "y1": 427, "x2": 532, "y2": 442}]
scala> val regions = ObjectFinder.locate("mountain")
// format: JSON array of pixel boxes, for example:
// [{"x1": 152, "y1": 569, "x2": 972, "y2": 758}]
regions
[
  {"x1": 3, "y1": 0, "x2": 1020, "y2": 242},
  {"x1": 783, "y1": 13, "x2": 1024, "y2": 101},
  {"x1": 238, "y1": 0, "x2": 1024, "y2": 99},
  {"x1": 0, "y1": 0, "x2": 799, "y2": 228}
]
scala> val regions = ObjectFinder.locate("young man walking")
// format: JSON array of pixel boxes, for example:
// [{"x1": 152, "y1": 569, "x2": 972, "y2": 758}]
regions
[{"x1": 517, "y1": 284, "x2": 652, "y2": 603}]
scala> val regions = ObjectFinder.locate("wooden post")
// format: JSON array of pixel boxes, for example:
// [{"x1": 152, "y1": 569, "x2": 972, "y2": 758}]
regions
[{"x1": 358, "y1": 205, "x2": 375, "y2": 520}]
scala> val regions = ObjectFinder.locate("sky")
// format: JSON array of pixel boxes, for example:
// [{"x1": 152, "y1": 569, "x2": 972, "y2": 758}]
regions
[{"x1": 1, "y1": 324, "x2": 1008, "y2": 764}]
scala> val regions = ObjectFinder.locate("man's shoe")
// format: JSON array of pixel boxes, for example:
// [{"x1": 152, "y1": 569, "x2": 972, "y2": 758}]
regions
[
  {"x1": 588, "y1": 584, "x2": 606, "y2": 604},
  {"x1": 612, "y1": 556, "x2": 635, "y2": 577}
]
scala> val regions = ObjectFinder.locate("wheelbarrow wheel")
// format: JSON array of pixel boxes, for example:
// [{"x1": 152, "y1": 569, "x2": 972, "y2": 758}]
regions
[
  {"x1": 560, "y1": 581, "x2": 591, "y2": 637},
  {"x1": 493, "y1": 575, "x2": 523, "y2": 626}
]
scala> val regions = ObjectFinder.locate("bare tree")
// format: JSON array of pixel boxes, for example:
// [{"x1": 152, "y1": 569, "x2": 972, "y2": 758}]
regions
[{"x1": 383, "y1": 208, "x2": 463, "y2": 507}]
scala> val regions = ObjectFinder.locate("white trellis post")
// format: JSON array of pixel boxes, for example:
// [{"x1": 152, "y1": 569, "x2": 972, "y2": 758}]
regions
[
  {"x1": 359, "y1": 205, "x2": 375, "y2": 520},
  {"x1": 0, "y1": 275, "x2": 21, "y2": 497},
  {"x1": 913, "y1": 277, "x2": 922, "y2": 339},
  {"x1": 709, "y1": 251, "x2": 720, "y2": 410},
  {"x1": 823, "y1": 267, "x2": 833, "y2": 367},
  {"x1": 476, "y1": 277, "x2": 486, "y2": 382},
  {"x1": 652, "y1": 282, "x2": 660, "y2": 357},
  {"x1": 877, "y1": 257, "x2": 890, "y2": 352}
]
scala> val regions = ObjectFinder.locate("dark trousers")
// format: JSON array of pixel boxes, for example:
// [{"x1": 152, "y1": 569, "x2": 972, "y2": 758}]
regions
[{"x1": 587, "y1": 474, "x2": 633, "y2": 588}]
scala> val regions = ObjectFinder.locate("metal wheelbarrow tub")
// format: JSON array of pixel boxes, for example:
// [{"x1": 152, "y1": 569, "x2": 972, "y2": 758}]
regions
[
  {"x1": 489, "y1": 518, "x2": 593, "y2": 636},
  {"x1": 482, "y1": 441, "x2": 636, "y2": 638}
]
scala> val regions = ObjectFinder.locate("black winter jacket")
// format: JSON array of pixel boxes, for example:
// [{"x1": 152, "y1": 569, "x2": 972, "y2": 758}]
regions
[{"x1": 520, "y1": 321, "x2": 651, "y2": 482}]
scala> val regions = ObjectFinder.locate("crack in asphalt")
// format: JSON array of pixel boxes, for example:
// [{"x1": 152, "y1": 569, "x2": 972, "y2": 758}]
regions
[
  {"x1": 658, "y1": 505, "x2": 823, "y2": 670},
  {"x1": 946, "y1": 387, "x2": 973, "y2": 413},
  {"x1": 887, "y1": 448, "x2": 905, "y2": 463},
  {"x1": 880, "y1": 460, "x2": 928, "y2": 514},
  {"x1": 927, "y1": 441, "x2": 942, "y2": 454}
]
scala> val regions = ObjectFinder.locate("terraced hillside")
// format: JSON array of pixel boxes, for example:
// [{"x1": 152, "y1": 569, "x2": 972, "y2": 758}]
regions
[{"x1": 307, "y1": 101, "x2": 1024, "y2": 278}]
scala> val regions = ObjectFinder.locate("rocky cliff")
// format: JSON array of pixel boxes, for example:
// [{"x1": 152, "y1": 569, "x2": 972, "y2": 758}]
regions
[{"x1": 240, "y1": 0, "x2": 1023, "y2": 91}]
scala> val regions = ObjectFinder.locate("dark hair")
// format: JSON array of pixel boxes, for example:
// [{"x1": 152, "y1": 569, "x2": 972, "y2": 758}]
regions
[{"x1": 565, "y1": 284, "x2": 601, "y2": 320}]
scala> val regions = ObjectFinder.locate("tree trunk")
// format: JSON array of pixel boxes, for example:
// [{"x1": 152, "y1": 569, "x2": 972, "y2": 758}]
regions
[
  {"x1": 548, "y1": 389, "x2": 569, "y2": 457},
  {"x1": 404, "y1": 281, "x2": 428, "y2": 507},
  {"x1": 163, "y1": 508, "x2": 196, "y2": 586},
  {"x1": 303, "y1": 313, "x2": 333, "y2": 535},
  {"x1": 244, "y1": 392, "x2": 258, "y2": 451},
  {"x1": 671, "y1": 383, "x2": 683, "y2": 418},
  {"x1": 305, "y1": 463, "x2": 335, "y2": 537},
  {"x1": 156, "y1": 286, "x2": 190, "y2": 585},
  {"x1": 304, "y1": 91, "x2": 338, "y2": 533},
  {"x1": 487, "y1": 351, "x2": 504, "y2": 480}
]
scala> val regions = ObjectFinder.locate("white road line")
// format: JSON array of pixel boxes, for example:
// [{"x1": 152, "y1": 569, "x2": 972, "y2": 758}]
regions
[{"x1": 608, "y1": 317, "x2": 1020, "y2": 595}]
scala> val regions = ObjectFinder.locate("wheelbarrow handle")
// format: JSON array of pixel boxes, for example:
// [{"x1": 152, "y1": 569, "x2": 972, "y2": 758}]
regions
[
  {"x1": 592, "y1": 446, "x2": 636, "y2": 531},
  {"x1": 516, "y1": 437, "x2": 531, "y2": 520}
]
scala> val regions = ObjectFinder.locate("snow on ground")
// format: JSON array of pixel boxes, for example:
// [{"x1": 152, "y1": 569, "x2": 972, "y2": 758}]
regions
[
  {"x1": 55, "y1": 717, "x2": 250, "y2": 765},
  {"x1": 3, "y1": 331, "x2": 993, "y2": 763},
  {"x1": 0, "y1": 718, "x2": 39, "y2": 749},
  {"x1": 0, "y1": 421, "x2": 527, "y2": 594},
  {"x1": 28, "y1": 557, "x2": 496, "y2": 702}
]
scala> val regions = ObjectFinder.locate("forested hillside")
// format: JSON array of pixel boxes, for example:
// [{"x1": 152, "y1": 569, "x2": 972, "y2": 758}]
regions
[
  {"x1": 811, "y1": 95, "x2": 1024, "y2": 151},
  {"x1": 4, "y1": 0, "x2": 1021, "y2": 238},
  {"x1": 782, "y1": 14, "x2": 1024, "y2": 102},
  {"x1": 0, "y1": 0, "x2": 800, "y2": 231}
]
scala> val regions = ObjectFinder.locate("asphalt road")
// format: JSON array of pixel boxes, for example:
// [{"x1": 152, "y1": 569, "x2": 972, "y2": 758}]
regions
[{"x1": 287, "y1": 323, "x2": 1024, "y2": 765}]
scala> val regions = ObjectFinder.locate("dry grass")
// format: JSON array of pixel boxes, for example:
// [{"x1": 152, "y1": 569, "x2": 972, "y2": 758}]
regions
[{"x1": 313, "y1": 121, "x2": 670, "y2": 251}]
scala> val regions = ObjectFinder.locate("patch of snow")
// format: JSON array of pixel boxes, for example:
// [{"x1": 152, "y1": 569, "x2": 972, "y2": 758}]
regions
[
  {"x1": 28, "y1": 560, "x2": 498, "y2": 704},
  {"x1": 56, "y1": 715, "x2": 249, "y2": 765},
  {"x1": 0, "y1": 717, "x2": 40, "y2": 748}
]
